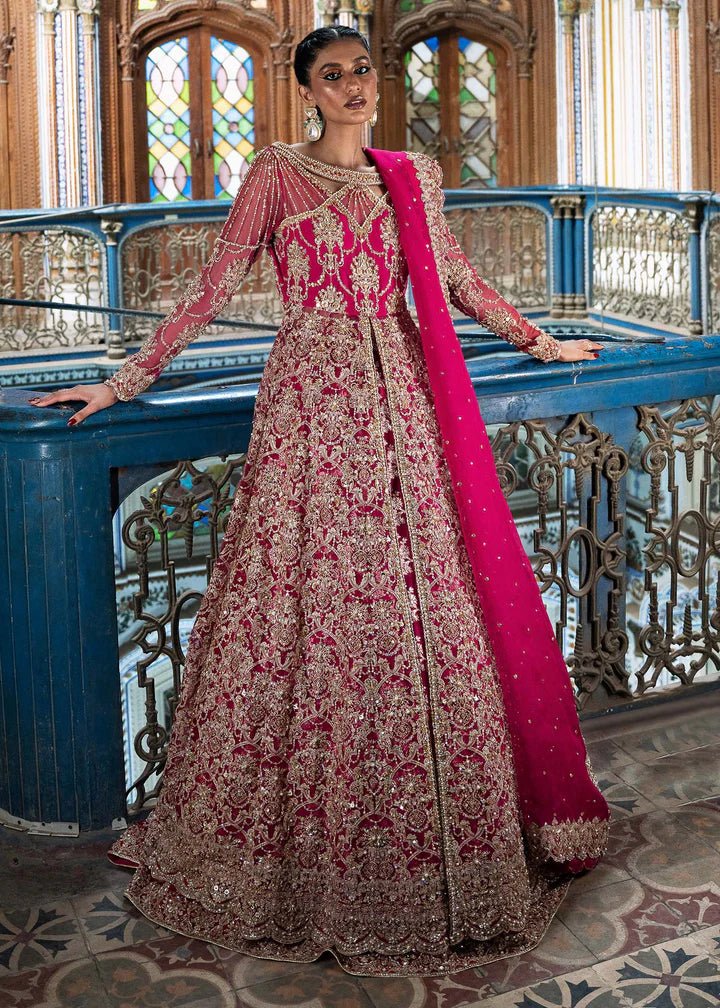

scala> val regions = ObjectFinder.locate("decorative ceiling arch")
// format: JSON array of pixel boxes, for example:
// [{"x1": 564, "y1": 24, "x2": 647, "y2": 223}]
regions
[{"x1": 380, "y1": 0, "x2": 534, "y2": 81}]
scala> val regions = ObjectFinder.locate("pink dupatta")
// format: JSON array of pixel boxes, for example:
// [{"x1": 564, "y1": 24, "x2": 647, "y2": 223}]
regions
[{"x1": 366, "y1": 147, "x2": 610, "y2": 871}]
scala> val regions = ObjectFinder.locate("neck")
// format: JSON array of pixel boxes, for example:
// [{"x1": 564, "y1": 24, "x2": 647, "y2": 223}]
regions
[{"x1": 309, "y1": 124, "x2": 369, "y2": 169}]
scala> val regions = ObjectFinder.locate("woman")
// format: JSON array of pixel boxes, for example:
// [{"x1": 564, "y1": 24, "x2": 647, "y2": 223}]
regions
[{"x1": 30, "y1": 26, "x2": 609, "y2": 978}]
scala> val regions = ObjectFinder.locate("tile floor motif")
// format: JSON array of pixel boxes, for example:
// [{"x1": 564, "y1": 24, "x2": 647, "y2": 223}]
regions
[
  {"x1": 0, "y1": 901, "x2": 86, "y2": 975},
  {"x1": 0, "y1": 698, "x2": 717, "y2": 1007},
  {"x1": 477, "y1": 927, "x2": 720, "y2": 1007}
]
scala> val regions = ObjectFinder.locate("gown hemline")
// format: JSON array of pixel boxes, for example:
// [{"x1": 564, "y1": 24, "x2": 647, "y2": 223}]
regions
[{"x1": 109, "y1": 852, "x2": 577, "y2": 979}]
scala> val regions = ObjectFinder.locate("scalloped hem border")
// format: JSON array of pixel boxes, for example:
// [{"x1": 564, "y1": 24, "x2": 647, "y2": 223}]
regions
[{"x1": 118, "y1": 866, "x2": 575, "y2": 978}]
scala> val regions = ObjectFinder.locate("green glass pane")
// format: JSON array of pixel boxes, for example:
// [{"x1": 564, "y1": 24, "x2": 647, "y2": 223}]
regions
[
  {"x1": 404, "y1": 36, "x2": 441, "y2": 157},
  {"x1": 145, "y1": 37, "x2": 192, "y2": 201},
  {"x1": 458, "y1": 36, "x2": 497, "y2": 188},
  {"x1": 210, "y1": 36, "x2": 256, "y2": 198}
]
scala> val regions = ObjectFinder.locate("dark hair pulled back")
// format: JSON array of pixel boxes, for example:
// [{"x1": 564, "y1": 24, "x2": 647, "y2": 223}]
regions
[{"x1": 293, "y1": 26, "x2": 370, "y2": 87}]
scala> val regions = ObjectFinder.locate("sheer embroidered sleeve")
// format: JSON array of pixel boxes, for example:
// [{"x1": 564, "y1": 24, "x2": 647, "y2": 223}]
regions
[
  {"x1": 104, "y1": 145, "x2": 283, "y2": 401},
  {"x1": 418, "y1": 155, "x2": 562, "y2": 363}
]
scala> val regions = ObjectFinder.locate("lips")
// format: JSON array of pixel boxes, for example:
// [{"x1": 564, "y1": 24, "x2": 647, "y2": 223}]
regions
[{"x1": 345, "y1": 98, "x2": 367, "y2": 109}]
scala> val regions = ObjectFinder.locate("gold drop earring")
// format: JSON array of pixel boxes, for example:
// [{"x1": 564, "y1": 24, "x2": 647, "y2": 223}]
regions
[
  {"x1": 369, "y1": 95, "x2": 379, "y2": 127},
  {"x1": 304, "y1": 105, "x2": 322, "y2": 142}
]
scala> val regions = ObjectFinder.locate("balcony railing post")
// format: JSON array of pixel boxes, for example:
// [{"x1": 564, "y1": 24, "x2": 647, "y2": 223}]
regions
[
  {"x1": 101, "y1": 217, "x2": 126, "y2": 360},
  {"x1": 684, "y1": 201, "x2": 704, "y2": 335},
  {"x1": 573, "y1": 193, "x2": 587, "y2": 316},
  {"x1": 550, "y1": 195, "x2": 566, "y2": 317},
  {"x1": 549, "y1": 193, "x2": 585, "y2": 318}
]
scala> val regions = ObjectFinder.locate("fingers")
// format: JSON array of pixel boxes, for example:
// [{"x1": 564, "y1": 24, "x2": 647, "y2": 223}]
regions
[
  {"x1": 27, "y1": 387, "x2": 89, "y2": 408},
  {"x1": 556, "y1": 340, "x2": 606, "y2": 363},
  {"x1": 27, "y1": 385, "x2": 114, "y2": 427},
  {"x1": 66, "y1": 401, "x2": 104, "y2": 426},
  {"x1": 576, "y1": 339, "x2": 603, "y2": 361}
]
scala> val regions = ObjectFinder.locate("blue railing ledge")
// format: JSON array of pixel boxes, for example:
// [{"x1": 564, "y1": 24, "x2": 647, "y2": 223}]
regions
[{"x1": 3, "y1": 335, "x2": 720, "y2": 831}]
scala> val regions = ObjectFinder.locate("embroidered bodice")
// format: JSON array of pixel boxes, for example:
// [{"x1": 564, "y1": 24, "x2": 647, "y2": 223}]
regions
[
  {"x1": 106, "y1": 142, "x2": 561, "y2": 401},
  {"x1": 267, "y1": 143, "x2": 408, "y2": 321}
]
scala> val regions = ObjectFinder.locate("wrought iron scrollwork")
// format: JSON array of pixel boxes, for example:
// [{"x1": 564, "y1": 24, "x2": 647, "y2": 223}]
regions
[
  {"x1": 118, "y1": 454, "x2": 246, "y2": 812},
  {"x1": 590, "y1": 205, "x2": 691, "y2": 330},
  {"x1": 0, "y1": 229, "x2": 105, "y2": 350},
  {"x1": 490, "y1": 413, "x2": 630, "y2": 707},
  {"x1": 634, "y1": 398, "x2": 720, "y2": 692},
  {"x1": 444, "y1": 204, "x2": 548, "y2": 310},
  {"x1": 118, "y1": 398, "x2": 720, "y2": 812},
  {"x1": 708, "y1": 215, "x2": 720, "y2": 334},
  {"x1": 121, "y1": 222, "x2": 283, "y2": 343}
]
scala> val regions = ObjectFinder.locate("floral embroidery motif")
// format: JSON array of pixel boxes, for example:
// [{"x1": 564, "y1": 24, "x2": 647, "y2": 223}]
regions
[
  {"x1": 312, "y1": 206, "x2": 345, "y2": 252},
  {"x1": 314, "y1": 287, "x2": 347, "y2": 314},
  {"x1": 350, "y1": 251, "x2": 379, "y2": 308}
]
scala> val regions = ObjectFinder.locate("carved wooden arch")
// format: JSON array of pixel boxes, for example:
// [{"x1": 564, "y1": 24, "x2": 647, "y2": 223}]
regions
[
  {"x1": 101, "y1": 0, "x2": 314, "y2": 202},
  {"x1": 370, "y1": 0, "x2": 558, "y2": 185}
]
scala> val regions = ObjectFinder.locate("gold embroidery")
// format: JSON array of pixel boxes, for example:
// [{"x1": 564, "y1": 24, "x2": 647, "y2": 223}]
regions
[
  {"x1": 350, "y1": 250, "x2": 379, "y2": 304},
  {"x1": 314, "y1": 287, "x2": 346, "y2": 314},
  {"x1": 108, "y1": 149, "x2": 608, "y2": 977},
  {"x1": 526, "y1": 816, "x2": 611, "y2": 865},
  {"x1": 312, "y1": 206, "x2": 345, "y2": 252}
]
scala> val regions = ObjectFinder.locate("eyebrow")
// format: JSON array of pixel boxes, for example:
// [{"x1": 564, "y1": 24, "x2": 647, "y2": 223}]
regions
[{"x1": 317, "y1": 56, "x2": 370, "y2": 72}]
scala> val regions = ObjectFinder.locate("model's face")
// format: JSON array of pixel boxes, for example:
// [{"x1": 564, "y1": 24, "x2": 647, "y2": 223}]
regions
[{"x1": 299, "y1": 39, "x2": 377, "y2": 128}]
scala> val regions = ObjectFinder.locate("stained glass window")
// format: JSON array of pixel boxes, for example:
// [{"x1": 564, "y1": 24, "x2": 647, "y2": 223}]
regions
[
  {"x1": 405, "y1": 36, "x2": 441, "y2": 158},
  {"x1": 146, "y1": 38, "x2": 192, "y2": 202},
  {"x1": 458, "y1": 37, "x2": 497, "y2": 188},
  {"x1": 210, "y1": 37, "x2": 255, "y2": 199}
]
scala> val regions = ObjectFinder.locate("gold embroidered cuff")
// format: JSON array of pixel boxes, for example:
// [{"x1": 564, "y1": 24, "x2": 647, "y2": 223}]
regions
[
  {"x1": 104, "y1": 361, "x2": 156, "y2": 402},
  {"x1": 526, "y1": 815, "x2": 610, "y2": 865}
]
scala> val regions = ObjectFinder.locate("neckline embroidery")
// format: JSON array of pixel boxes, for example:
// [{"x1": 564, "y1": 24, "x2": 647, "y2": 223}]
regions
[{"x1": 272, "y1": 141, "x2": 383, "y2": 185}]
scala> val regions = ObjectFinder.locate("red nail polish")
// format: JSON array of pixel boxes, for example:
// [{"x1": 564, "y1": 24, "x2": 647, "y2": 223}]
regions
[{"x1": 67, "y1": 418, "x2": 77, "y2": 426}]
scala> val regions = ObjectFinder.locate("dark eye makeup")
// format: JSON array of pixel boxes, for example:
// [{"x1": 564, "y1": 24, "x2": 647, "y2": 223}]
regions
[{"x1": 322, "y1": 65, "x2": 372, "y2": 80}]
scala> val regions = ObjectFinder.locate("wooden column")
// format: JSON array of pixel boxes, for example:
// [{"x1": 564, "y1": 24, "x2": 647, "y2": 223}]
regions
[
  {"x1": 689, "y1": 0, "x2": 720, "y2": 190},
  {"x1": 116, "y1": 26, "x2": 138, "y2": 204},
  {"x1": 0, "y1": 29, "x2": 14, "y2": 210}
]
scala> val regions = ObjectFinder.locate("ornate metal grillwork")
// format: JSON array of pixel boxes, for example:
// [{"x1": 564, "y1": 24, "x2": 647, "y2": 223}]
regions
[
  {"x1": 0, "y1": 229, "x2": 105, "y2": 350},
  {"x1": 118, "y1": 396, "x2": 720, "y2": 812},
  {"x1": 118, "y1": 454, "x2": 246, "y2": 812},
  {"x1": 489, "y1": 413, "x2": 630, "y2": 707},
  {"x1": 590, "y1": 205, "x2": 691, "y2": 330},
  {"x1": 445, "y1": 204, "x2": 548, "y2": 308},
  {"x1": 633, "y1": 398, "x2": 720, "y2": 692},
  {"x1": 121, "y1": 223, "x2": 283, "y2": 342}
]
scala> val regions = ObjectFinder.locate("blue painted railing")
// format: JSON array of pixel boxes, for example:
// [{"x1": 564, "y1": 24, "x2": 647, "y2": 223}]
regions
[
  {"x1": 2, "y1": 184, "x2": 719, "y2": 379},
  {"x1": 3, "y1": 335, "x2": 720, "y2": 831}
]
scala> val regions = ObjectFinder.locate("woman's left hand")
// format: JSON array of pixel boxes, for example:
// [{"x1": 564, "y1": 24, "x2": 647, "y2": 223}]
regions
[{"x1": 557, "y1": 339, "x2": 604, "y2": 362}]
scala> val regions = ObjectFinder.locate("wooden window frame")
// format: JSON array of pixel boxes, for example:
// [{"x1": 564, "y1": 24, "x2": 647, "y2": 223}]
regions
[{"x1": 134, "y1": 25, "x2": 268, "y2": 203}]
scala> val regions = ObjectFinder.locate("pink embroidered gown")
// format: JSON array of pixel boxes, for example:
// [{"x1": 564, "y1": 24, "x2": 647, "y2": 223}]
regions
[{"x1": 105, "y1": 141, "x2": 608, "y2": 977}]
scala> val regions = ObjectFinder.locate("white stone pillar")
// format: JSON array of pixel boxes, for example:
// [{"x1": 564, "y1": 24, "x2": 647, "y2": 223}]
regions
[
  {"x1": 78, "y1": 0, "x2": 101, "y2": 203},
  {"x1": 58, "y1": 0, "x2": 81, "y2": 206},
  {"x1": 37, "y1": 0, "x2": 60, "y2": 207}
]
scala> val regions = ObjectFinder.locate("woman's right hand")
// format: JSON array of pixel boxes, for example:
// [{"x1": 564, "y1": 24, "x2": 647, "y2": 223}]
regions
[{"x1": 27, "y1": 383, "x2": 120, "y2": 426}]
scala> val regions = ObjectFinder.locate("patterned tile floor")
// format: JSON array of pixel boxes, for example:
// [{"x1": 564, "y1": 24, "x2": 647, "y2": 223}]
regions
[{"x1": 1, "y1": 693, "x2": 719, "y2": 1007}]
